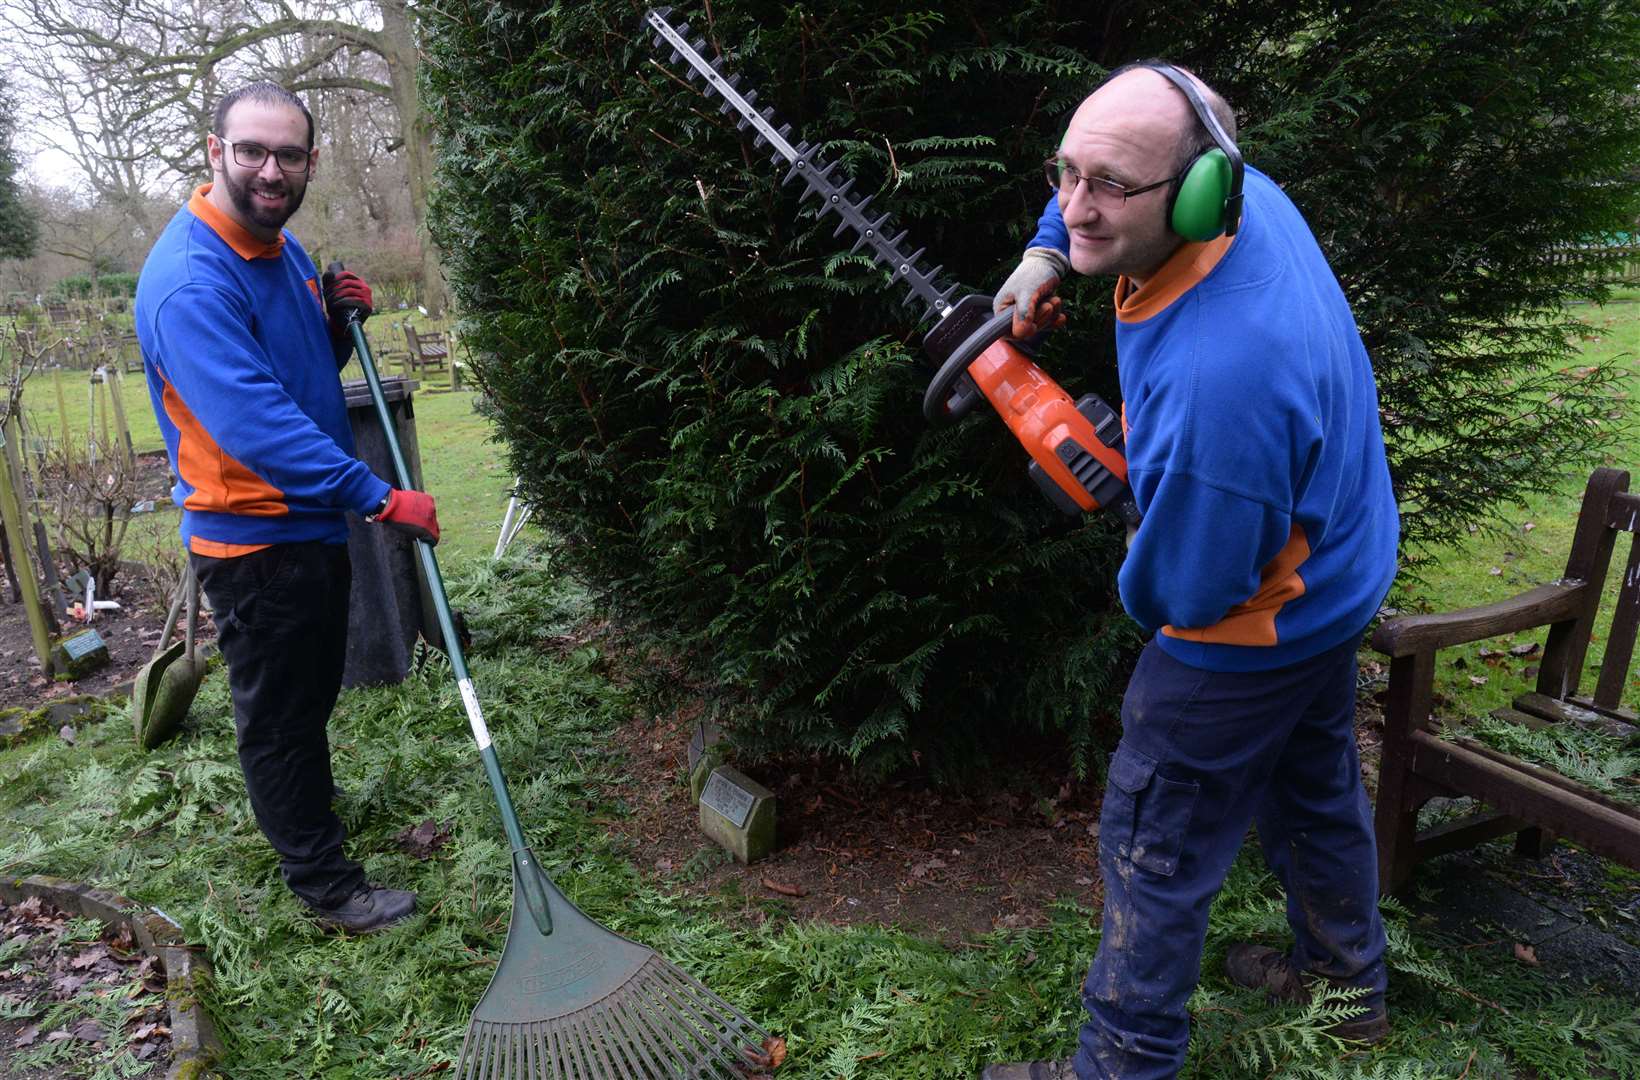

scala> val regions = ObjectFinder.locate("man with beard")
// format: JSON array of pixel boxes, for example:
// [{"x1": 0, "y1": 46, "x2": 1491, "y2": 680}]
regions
[{"x1": 134, "y1": 81, "x2": 439, "y2": 934}]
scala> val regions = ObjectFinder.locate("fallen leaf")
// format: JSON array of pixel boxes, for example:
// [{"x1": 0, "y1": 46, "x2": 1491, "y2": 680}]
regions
[
  {"x1": 1509, "y1": 642, "x2": 1541, "y2": 657},
  {"x1": 71, "y1": 1017, "x2": 105, "y2": 1043},
  {"x1": 1514, "y1": 942, "x2": 1539, "y2": 966},
  {"x1": 1522, "y1": 522, "x2": 1536, "y2": 532},
  {"x1": 1488, "y1": 566, "x2": 1503, "y2": 576},
  {"x1": 1469, "y1": 675, "x2": 1489, "y2": 687},
  {"x1": 394, "y1": 818, "x2": 452, "y2": 860},
  {"x1": 69, "y1": 945, "x2": 109, "y2": 970},
  {"x1": 14, "y1": 1024, "x2": 39, "y2": 1048},
  {"x1": 760, "y1": 878, "x2": 806, "y2": 898},
  {"x1": 58, "y1": 724, "x2": 76, "y2": 745},
  {"x1": 52, "y1": 972, "x2": 88, "y2": 996}
]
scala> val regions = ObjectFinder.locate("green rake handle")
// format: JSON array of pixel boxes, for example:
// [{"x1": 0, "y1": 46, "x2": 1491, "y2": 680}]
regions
[{"x1": 333, "y1": 269, "x2": 554, "y2": 936}]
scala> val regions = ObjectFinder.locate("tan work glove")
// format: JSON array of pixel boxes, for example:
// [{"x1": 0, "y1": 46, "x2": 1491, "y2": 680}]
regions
[{"x1": 993, "y1": 246, "x2": 1071, "y2": 338}]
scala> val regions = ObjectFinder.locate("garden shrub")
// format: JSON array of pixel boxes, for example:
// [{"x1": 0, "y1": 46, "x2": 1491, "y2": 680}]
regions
[{"x1": 421, "y1": 0, "x2": 1640, "y2": 777}]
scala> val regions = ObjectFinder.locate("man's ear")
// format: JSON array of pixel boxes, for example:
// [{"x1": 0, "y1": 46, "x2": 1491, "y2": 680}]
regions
[
  {"x1": 307, "y1": 145, "x2": 320, "y2": 179},
  {"x1": 205, "y1": 133, "x2": 223, "y2": 173}
]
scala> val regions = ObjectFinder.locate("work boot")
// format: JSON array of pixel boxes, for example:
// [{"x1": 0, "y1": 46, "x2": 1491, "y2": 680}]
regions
[
  {"x1": 1224, "y1": 943, "x2": 1389, "y2": 1043},
  {"x1": 978, "y1": 1059, "x2": 1075, "y2": 1079},
  {"x1": 304, "y1": 884, "x2": 417, "y2": 934}
]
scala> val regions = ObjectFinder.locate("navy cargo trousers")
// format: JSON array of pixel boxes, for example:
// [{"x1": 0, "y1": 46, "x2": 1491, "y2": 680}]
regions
[{"x1": 1073, "y1": 635, "x2": 1386, "y2": 1079}]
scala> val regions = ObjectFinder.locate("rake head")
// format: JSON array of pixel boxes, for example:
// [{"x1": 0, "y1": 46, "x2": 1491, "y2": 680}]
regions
[{"x1": 457, "y1": 858, "x2": 774, "y2": 1079}]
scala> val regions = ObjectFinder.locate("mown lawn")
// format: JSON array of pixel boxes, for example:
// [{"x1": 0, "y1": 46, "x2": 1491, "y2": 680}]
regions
[
  {"x1": 1, "y1": 300, "x2": 1637, "y2": 1078},
  {"x1": 1, "y1": 313, "x2": 515, "y2": 567},
  {"x1": 1382, "y1": 290, "x2": 1640, "y2": 792}
]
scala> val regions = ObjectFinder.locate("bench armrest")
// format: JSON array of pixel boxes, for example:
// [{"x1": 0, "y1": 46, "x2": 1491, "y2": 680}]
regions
[{"x1": 1372, "y1": 580, "x2": 1590, "y2": 657}]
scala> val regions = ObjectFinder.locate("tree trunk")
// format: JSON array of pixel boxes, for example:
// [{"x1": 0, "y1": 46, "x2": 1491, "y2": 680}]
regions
[{"x1": 378, "y1": 0, "x2": 446, "y2": 315}]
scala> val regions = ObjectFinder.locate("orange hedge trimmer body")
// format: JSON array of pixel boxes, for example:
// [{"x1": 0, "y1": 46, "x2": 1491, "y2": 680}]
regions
[{"x1": 646, "y1": 8, "x2": 1136, "y2": 521}]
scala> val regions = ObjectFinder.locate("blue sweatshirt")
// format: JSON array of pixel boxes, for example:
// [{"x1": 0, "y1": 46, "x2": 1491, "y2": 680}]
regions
[
  {"x1": 135, "y1": 186, "x2": 390, "y2": 556},
  {"x1": 1032, "y1": 168, "x2": 1399, "y2": 671}
]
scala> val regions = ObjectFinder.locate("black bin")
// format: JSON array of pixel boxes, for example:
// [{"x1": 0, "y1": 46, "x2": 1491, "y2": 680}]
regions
[{"x1": 341, "y1": 376, "x2": 440, "y2": 687}]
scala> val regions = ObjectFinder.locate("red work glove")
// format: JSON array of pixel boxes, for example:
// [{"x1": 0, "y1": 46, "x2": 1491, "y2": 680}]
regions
[
  {"x1": 322, "y1": 268, "x2": 374, "y2": 334},
  {"x1": 374, "y1": 488, "x2": 440, "y2": 545}
]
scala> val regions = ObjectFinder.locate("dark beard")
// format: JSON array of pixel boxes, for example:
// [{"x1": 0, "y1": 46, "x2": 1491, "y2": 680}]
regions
[{"x1": 222, "y1": 168, "x2": 306, "y2": 233}]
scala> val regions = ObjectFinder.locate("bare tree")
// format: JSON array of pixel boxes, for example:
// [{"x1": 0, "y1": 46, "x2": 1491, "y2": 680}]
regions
[{"x1": 5, "y1": 0, "x2": 446, "y2": 311}]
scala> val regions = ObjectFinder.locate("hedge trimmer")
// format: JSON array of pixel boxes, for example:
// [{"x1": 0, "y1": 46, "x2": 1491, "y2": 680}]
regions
[{"x1": 643, "y1": 7, "x2": 1138, "y2": 521}]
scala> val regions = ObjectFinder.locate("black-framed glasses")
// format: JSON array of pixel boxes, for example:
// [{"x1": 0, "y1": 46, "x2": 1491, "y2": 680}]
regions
[
  {"x1": 218, "y1": 138, "x2": 312, "y2": 174},
  {"x1": 1043, "y1": 157, "x2": 1178, "y2": 208}
]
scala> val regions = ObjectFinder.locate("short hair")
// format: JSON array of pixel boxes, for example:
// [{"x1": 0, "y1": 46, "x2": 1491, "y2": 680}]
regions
[
  {"x1": 1106, "y1": 60, "x2": 1237, "y2": 176},
  {"x1": 212, "y1": 82, "x2": 314, "y2": 150}
]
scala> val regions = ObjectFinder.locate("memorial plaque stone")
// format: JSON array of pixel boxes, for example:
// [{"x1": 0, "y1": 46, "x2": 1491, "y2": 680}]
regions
[
  {"x1": 50, "y1": 628, "x2": 109, "y2": 680},
  {"x1": 698, "y1": 765, "x2": 776, "y2": 864},
  {"x1": 701, "y1": 770, "x2": 755, "y2": 829}
]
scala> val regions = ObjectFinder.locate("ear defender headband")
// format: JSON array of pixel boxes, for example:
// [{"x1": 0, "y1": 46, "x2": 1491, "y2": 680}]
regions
[{"x1": 1142, "y1": 63, "x2": 1244, "y2": 242}]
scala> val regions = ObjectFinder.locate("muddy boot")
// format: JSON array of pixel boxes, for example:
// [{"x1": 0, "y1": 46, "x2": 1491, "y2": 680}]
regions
[{"x1": 1224, "y1": 942, "x2": 1389, "y2": 1043}]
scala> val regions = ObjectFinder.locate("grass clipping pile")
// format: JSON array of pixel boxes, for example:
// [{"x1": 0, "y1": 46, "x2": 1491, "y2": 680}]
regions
[{"x1": 0, "y1": 894, "x2": 172, "y2": 1075}]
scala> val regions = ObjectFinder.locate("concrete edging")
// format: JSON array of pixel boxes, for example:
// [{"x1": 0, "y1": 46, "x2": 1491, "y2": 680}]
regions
[{"x1": 0, "y1": 874, "x2": 221, "y2": 1079}]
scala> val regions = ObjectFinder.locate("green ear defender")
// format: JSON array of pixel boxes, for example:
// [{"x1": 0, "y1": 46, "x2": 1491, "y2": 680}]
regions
[
  {"x1": 1171, "y1": 148, "x2": 1234, "y2": 241},
  {"x1": 1144, "y1": 63, "x2": 1244, "y2": 241}
]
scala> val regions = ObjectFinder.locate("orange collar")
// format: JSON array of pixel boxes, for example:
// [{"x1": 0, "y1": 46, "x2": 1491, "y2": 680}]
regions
[
  {"x1": 188, "y1": 184, "x2": 285, "y2": 260},
  {"x1": 1113, "y1": 232, "x2": 1234, "y2": 323}
]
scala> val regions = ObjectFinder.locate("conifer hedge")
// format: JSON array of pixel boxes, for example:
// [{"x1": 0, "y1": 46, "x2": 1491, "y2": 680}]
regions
[{"x1": 421, "y1": 1, "x2": 1640, "y2": 776}]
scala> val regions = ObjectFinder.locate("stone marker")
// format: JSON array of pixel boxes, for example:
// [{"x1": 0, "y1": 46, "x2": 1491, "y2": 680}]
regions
[
  {"x1": 698, "y1": 765, "x2": 776, "y2": 864},
  {"x1": 687, "y1": 719, "x2": 727, "y2": 800},
  {"x1": 50, "y1": 627, "x2": 110, "y2": 680}
]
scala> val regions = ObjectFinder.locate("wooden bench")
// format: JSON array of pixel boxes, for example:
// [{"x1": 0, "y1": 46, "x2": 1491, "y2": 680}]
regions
[
  {"x1": 402, "y1": 324, "x2": 449, "y2": 375},
  {"x1": 1371, "y1": 467, "x2": 1640, "y2": 895}
]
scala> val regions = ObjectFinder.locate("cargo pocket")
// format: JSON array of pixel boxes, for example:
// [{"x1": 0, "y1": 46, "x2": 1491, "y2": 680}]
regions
[{"x1": 1102, "y1": 744, "x2": 1200, "y2": 878}]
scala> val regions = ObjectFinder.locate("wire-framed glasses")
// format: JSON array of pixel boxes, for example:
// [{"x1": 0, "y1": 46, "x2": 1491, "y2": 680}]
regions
[
  {"x1": 219, "y1": 138, "x2": 313, "y2": 174},
  {"x1": 1043, "y1": 157, "x2": 1178, "y2": 208}
]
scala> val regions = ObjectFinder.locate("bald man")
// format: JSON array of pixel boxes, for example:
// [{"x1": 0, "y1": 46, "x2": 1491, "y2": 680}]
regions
[{"x1": 980, "y1": 63, "x2": 1399, "y2": 1079}]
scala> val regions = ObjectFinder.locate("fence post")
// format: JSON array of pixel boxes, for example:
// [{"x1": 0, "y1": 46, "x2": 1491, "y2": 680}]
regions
[
  {"x1": 52, "y1": 370, "x2": 70, "y2": 448},
  {"x1": 0, "y1": 414, "x2": 54, "y2": 676},
  {"x1": 107, "y1": 367, "x2": 136, "y2": 472}
]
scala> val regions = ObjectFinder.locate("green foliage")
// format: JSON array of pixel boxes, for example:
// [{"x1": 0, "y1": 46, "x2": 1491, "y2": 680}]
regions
[
  {"x1": 1454, "y1": 713, "x2": 1640, "y2": 805},
  {"x1": 0, "y1": 73, "x2": 37, "y2": 262},
  {"x1": 422, "y1": 0, "x2": 1640, "y2": 776},
  {"x1": 52, "y1": 272, "x2": 140, "y2": 300},
  {"x1": 422, "y1": 0, "x2": 1146, "y2": 778}
]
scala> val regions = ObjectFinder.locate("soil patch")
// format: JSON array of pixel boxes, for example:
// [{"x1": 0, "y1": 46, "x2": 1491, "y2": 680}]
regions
[
  {"x1": 0, "y1": 565, "x2": 212, "y2": 716},
  {"x1": 597, "y1": 656, "x2": 1406, "y2": 944},
  {"x1": 0, "y1": 450, "x2": 211, "y2": 715},
  {"x1": 0, "y1": 894, "x2": 173, "y2": 1078},
  {"x1": 604, "y1": 704, "x2": 1108, "y2": 942}
]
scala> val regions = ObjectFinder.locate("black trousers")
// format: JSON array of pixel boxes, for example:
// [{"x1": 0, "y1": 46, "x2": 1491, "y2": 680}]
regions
[{"x1": 191, "y1": 542, "x2": 366, "y2": 908}]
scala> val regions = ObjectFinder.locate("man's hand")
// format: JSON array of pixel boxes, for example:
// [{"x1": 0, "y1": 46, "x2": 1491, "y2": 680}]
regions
[
  {"x1": 374, "y1": 488, "x2": 440, "y2": 545},
  {"x1": 993, "y1": 247, "x2": 1070, "y2": 339},
  {"x1": 322, "y1": 268, "x2": 374, "y2": 335}
]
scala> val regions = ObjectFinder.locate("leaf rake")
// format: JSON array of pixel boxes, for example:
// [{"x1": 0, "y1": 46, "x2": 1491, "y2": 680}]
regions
[{"x1": 333, "y1": 269, "x2": 775, "y2": 1078}]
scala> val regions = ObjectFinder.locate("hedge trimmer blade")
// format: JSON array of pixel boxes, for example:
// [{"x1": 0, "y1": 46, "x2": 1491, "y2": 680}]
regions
[{"x1": 643, "y1": 6, "x2": 961, "y2": 323}]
